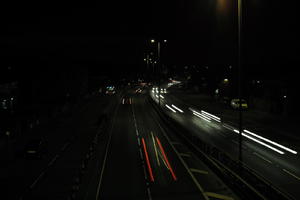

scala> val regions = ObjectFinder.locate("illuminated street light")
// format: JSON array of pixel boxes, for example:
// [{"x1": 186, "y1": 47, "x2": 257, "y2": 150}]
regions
[{"x1": 151, "y1": 39, "x2": 155, "y2": 43}]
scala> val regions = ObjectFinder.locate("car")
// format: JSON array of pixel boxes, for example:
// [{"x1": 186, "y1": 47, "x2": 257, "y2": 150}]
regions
[
  {"x1": 135, "y1": 88, "x2": 142, "y2": 94},
  {"x1": 230, "y1": 99, "x2": 248, "y2": 109},
  {"x1": 105, "y1": 86, "x2": 116, "y2": 95},
  {"x1": 24, "y1": 139, "x2": 48, "y2": 159},
  {"x1": 122, "y1": 96, "x2": 132, "y2": 105}
]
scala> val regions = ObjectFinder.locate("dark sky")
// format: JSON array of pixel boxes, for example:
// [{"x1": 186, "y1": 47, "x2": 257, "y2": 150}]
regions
[{"x1": 1, "y1": 1, "x2": 299, "y2": 81}]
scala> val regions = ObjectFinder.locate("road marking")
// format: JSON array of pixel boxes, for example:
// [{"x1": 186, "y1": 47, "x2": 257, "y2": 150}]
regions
[
  {"x1": 204, "y1": 192, "x2": 234, "y2": 200},
  {"x1": 151, "y1": 132, "x2": 160, "y2": 166},
  {"x1": 253, "y1": 152, "x2": 272, "y2": 164},
  {"x1": 179, "y1": 153, "x2": 191, "y2": 157},
  {"x1": 132, "y1": 105, "x2": 153, "y2": 200},
  {"x1": 283, "y1": 169, "x2": 300, "y2": 181},
  {"x1": 137, "y1": 137, "x2": 141, "y2": 146},
  {"x1": 96, "y1": 102, "x2": 120, "y2": 200},
  {"x1": 30, "y1": 171, "x2": 46, "y2": 189},
  {"x1": 48, "y1": 155, "x2": 59, "y2": 166},
  {"x1": 139, "y1": 148, "x2": 144, "y2": 160},
  {"x1": 190, "y1": 168, "x2": 209, "y2": 175},
  {"x1": 147, "y1": 187, "x2": 152, "y2": 200},
  {"x1": 61, "y1": 142, "x2": 70, "y2": 151},
  {"x1": 154, "y1": 117, "x2": 210, "y2": 200}
]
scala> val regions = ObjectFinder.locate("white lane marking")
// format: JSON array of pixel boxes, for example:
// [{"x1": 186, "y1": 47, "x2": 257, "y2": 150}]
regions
[
  {"x1": 132, "y1": 105, "x2": 153, "y2": 200},
  {"x1": 30, "y1": 171, "x2": 45, "y2": 189},
  {"x1": 147, "y1": 187, "x2": 153, "y2": 200},
  {"x1": 151, "y1": 132, "x2": 160, "y2": 166},
  {"x1": 283, "y1": 169, "x2": 300, "y2": 181},
  {"x1": 253, "y1": 152, "x2": 272, "y2": 164},
  {"x1": 204, "y1": 192, "x2": 234, "y2": 200},
  {"x1": 244, "y1": 129, "x2": 297, "y2": 154},
  {"x1": 96, "y1": 103, "x2": 120, "y2": 200},
  {"x1": 139, "y1": 148, "x2": 144, "y2": 160},
  {"x1": 233, "y1": 129, "x2": 284, "y2": 154},
  {"x1": 61, "y1": 142, "x2": 70, "y2": 151},
  {"x1": 179, "y1": 153, "x2": 191, "y2": 157},
  {"x1": 190, "y1": 168, "x2": 209, "y2": 175},
  {"x1": 137, "y1": 137, "x2": 141, "y2": 146},
  {"x1": 48, "y1": 155, "x2": 59, "y2": 166}
]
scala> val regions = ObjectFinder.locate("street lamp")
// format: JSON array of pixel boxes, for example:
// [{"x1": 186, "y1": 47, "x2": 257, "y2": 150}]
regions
[
  {"x1": 237, "y1": 0, "x2": 243, "y2": 167},
  {"x1": 150, "y1": 39, "x2": 167, "y2": 106}
]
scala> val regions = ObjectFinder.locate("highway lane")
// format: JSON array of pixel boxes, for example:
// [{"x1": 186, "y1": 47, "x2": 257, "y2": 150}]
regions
[
  {"x1": 23, "y1": 94, "x2": 117, "y2": 199},
  {"x1": 96, "y1": 92, "x2": 148, "y2": 200},
  {"x1": 150, "y1": 87, "x2": 300, "y2": 199},
  {"x1": 3, "y1": 94, "x2": 114, "y2": 200},
  {"x1": 96, "y1": 89, "x2": 238, "y2": 200}
]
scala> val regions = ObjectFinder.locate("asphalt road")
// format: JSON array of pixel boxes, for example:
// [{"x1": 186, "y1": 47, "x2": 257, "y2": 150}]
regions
[
  {"x1": 1, "y1": 94, "x2": 116, "y2": 200},
  {"x1": 95, "y1": 89, "x2": 238, "y2": 200},
  {"x1": 150, "y1": 84, "x2": 300, "y2": 199}
]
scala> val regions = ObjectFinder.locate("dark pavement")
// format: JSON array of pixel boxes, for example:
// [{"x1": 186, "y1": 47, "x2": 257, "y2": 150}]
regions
[{"x1": 151, "y1": 84, "x2": 300, "y2": 199}]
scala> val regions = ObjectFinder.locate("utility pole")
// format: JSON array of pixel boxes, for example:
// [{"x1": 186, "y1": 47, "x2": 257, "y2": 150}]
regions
[
  {"x1": 238, "y1": 0, "x2": 243, "y2": 167},
  {"x1": 158, "y1": 41, "x2": 161, "y2": 106}
]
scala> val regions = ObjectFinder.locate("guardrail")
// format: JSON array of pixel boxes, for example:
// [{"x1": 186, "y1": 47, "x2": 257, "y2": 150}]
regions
[{"x1": 148, "y1": 95, "x2": 295, "y2": 200}]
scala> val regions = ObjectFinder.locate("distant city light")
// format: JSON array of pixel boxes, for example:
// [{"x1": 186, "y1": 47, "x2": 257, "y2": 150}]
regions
[{"x1": 151, "y1": 39, "x2": 155, "y2": 43}]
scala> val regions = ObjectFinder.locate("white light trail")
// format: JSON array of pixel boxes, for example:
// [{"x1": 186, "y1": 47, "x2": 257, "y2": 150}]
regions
[
  {"x1": 233, "y1": 129, "x2": 284, "y2": 154},
  {"x1": 201, "y1": 110, "x2": 221, "y2": 122},
  {"x1": 243, "y1": 129, "x2": 297, "y2": 154},
  {"x1": 166, "y1": 104, "x2": 177, "y2": 113},
  {"x1": 171, "y1": 104, "x2": 184, "y2": 113},
  {"x1": 159, "y1": 95, "x2": 164, "y2": 99},
  {"x1": 192, "y1": 112, "x2": 211, "y2": 122}
]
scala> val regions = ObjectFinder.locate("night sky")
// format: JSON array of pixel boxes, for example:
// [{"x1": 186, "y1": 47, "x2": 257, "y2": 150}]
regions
[{"x1": 1, "y1": 1, "x2": 299, "y2": 82}]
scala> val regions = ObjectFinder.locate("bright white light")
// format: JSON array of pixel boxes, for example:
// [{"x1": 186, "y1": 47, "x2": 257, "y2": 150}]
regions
[
  {"x1": 166, "y1": 104, "x2": 176, "y2": 113},
  {"x1": 171, "y1": 104, "x2": 184, "y2": 113},
  {"x1": 244, "y1": 129, "x2": 297, "y2": 154},
  {"x1": 159, "y1": 95, "x2": 164, "y2": 99},
  {"x1": 193, "y1": 112, "x2": 211, "y2": 121},
  {"x1": 122, "y1": 98, "x2": 125, "y2": 104},
  {"x1": 201, "y1": 110, "x2": 221, "y2": 122},
  {"x1": 155, "y1": 95, "x2": 159, "y2": 98},
  {"x1": 233, "y1": 129, "x2": 285, "y2": 154},
  {"x1": 192, "y1": 112, "x2": 211, "y2": 122}
]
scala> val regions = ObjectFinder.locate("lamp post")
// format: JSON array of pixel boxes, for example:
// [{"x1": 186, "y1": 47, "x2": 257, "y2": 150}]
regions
[
  {"x1": 238, "y1": 0, "x2": 243, "y2": 166},
  {"x1": 151, "y1": 39, "x2": 167, "y2": 106}
]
